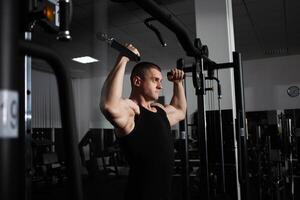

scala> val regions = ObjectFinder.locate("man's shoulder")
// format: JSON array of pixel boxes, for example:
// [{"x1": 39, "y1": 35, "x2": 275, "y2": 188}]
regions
[
  {"x1": 151, "y1": 102, "x2": 172, "y2": 114},
  {"x1": 151, "y1": 102, "x2": 165, "y2": 109},
  {"x1": 124, "y1": 98, "x2": 140, "y2": 115}
]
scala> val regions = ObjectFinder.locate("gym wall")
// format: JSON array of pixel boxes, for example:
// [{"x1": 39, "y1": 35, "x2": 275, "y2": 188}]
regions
[{"x1": 244, "y1": 54, "x2": 300, "y2": 111}]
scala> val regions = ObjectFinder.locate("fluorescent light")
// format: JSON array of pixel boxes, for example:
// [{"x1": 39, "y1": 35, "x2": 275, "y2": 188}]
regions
[{"x1": 72, "y1": 56, "x2": 99, "y2": 64}]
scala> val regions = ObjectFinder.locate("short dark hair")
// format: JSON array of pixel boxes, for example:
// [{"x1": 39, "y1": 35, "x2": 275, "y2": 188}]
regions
[{"x1": 130, "y1": 61, "x2": 161, "y2": 84}]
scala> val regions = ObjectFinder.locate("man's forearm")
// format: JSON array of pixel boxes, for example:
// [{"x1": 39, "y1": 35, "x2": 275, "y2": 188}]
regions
[
  {"x1": 170, "y1": 82, "x2": 187, "y2": 114},
  {"x1": 100, "y1": 56, "x2": 128, "y2": 109}
]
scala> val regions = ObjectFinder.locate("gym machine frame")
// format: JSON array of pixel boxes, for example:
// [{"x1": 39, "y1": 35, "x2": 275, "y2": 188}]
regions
[
  {"x1": 19, "y1": 41, "x2": 83, "y2": 200},
  {"x1": 133, "y1": 0, "x2": 249, "y2": 200},
  {"x1": 190, "y1": 52, "x2": 249, "y2": 200},
  {"x1": 0, "y1": 1, "x2": 83, "y2": 200},
  {"x1": 1, "y1": 1, "x2": 23, "y2": 200}
]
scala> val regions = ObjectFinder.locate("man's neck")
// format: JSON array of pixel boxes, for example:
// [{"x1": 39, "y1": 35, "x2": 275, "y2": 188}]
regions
[{"x1": 129, "y1": 93, "x2": 154, "y2": 109}]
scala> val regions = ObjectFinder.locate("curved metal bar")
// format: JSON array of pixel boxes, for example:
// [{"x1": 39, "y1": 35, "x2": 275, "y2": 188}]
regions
[
  {"x1": 19, "y1": 40, "x2": 83, "y2": 200},
  {"x1": 133, "y1": 0, "x2": 215, "y2": 66},
  {"x1": 144, "y1": 17, "x2": 167, "y2": 47}
]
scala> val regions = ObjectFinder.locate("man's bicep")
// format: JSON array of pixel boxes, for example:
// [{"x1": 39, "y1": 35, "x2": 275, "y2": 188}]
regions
[
  {"x1": 164, "y1": 105, "x2": 186, "y2": 126},
  {"x1": 103, "y1": 99, "x2": 135, "y2": 130}
]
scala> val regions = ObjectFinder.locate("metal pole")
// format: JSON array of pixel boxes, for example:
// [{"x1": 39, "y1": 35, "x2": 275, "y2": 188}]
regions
[
  {"x1": 233, "y1": 52, "x2": 249, "y2": 200},
  {"x1": 179, "y1": 118, "x2": 190, "y2": 200},
  {"x1": 178, "y1": 73, "x2": 190, "y2": 200},
  {"x1": 256, "y1": 125, "x2": 263, "y2": 200},
  {"x1": 287, "y1": 118, "x2": 295, "y2": 200},
  {"x1": 24, "y1": 31, "x2": 33, "y2": 200},
  {"x1": 217, "y1": 96, "x2": 226, "y2": 194},
  {"x1": 194, "y1": 58, "x2": 210, "y2": 200},
  {"x1": 0, "y1": 1, "x2": 22, "y2": 200}
]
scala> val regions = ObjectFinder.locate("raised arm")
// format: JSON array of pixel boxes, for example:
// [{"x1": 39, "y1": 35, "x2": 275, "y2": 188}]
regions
[
  {"x1": 100, "y1": 44, "x2": 140, "y2": 134},
  {"x1": 164, "y1": 68, "x2": 187, "y2": 126}
]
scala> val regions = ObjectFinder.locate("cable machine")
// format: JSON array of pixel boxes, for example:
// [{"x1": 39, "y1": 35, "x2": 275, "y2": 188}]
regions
[
  {"x1": 0, "y1": 1, "x2": 83, "y2": 200},
  {"x1": 132, "y1": 0, "x2": 249, "y2": 200}
]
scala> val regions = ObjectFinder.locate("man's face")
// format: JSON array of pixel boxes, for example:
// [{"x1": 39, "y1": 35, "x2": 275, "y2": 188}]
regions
[{"x1": 140, "y1": 68, "x2": 163, "y2": 101}]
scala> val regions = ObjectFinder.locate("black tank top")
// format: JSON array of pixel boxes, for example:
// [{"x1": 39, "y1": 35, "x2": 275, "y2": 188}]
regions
[{"x1": 119, "y1": 105, "x2": 174, "y2": 200}]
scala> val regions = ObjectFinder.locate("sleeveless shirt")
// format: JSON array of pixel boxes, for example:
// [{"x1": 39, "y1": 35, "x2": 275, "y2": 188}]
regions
[{"x1": 119, "y1": 105, "x2": 174, "y2": 200}]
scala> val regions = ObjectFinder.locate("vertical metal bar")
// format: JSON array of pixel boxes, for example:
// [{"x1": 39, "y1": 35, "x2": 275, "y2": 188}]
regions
[
  {"x1": 0, "y1": 1, "x2": 22, "y2": 200},
  {"x1": 24, "y1": 31, "x2": 32, "y2": 200},
  {"x1": 179, "y1": 118, "x2": 190, "y2": 200},
  {"x1": 287, "y1": 119, "x2": 295, "y2": 200},
  {"x1": 266, "y1": 135, "x2": 273, "y2": 199},
  {"x1": 233, "y1": 52, "x2": 249, "y2": 200},
  {"x1": 57, "y1": 0, "x2": 72, "y2": 41},
  {"x1": 218, "y1": 97, "x2": 226, "y2": 194},
  {"x1": 177, "y1": 59, "x2": 190, "y2": 200},
  {"x1": 51, "y1": 128, "x2": 55, "y2": 152},
  {"x1": 195, "y1": 58, "x2": 210, "y2": 200},
  {"x1": 256, "y1": 125, "x2": 263, "y2": 200}
]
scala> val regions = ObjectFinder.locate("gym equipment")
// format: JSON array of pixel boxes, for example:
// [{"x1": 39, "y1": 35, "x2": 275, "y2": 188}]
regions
[
  {"x1": 170, "y1": 42, "x2": 246, "y2": 200},
  {"x1": 178, "y1": 65, "x2": 191, "y2": 200},
  {"x1": 1, "y1": 1, "x2": 82, "y2": 200},
  {"x1": 96, "y1": 32, "x2": 141, "y2": 62},
  {"x1": 132, "y1": 1, "x2": 247, "y2": 200},
  {"x1": 144, "y1": 17, "x2": 167, "y2": 47},
  {"x1": 25, "y1": 0, "x2": 72, "y2": 41},
  {"x1": 19, "y1": 39, "x2": 83, "y2": 200},
  {"x1": 205, "y1": 72, "x2": 226, "y2": 194},
  {"x1": 246, "y1": 110, "x2": 299, "y2": 200},
  {"x1": 31, "y1": 128, "x2": 67, "y2": 186},
  {"x1": 56, "y1": 0, "x2": 72, "y2": 41},
  {"x1": 79, "y1": 129, "x2": 120, "y2": 177},
  {"x1": 0, "y1": 1, "x2": 22, "y2": 200}
]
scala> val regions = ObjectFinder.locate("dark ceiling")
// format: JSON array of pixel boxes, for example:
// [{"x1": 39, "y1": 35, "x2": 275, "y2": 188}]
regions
[{"x1": 31, "y1": 0, "x2": 300, "y2": 77}]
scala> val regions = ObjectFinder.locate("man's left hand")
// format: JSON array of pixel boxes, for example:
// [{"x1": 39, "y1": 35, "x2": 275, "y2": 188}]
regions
[{"x1": 167, "y1": 68, "x2": 185, "y2": 83}]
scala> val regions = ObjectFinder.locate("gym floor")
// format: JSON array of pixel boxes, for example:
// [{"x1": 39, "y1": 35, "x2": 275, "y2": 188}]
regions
[
  {"x1": 32, "y1": 172, "x2": 300, "y2": 200},
  {"x1": 32, "y1": 173, "x2": 190, "y2": 200}
]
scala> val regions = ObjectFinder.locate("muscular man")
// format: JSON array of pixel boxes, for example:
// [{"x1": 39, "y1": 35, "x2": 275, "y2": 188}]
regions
[{"x1": 100, "y1": 44, "x2": 186, "y2": 200}]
